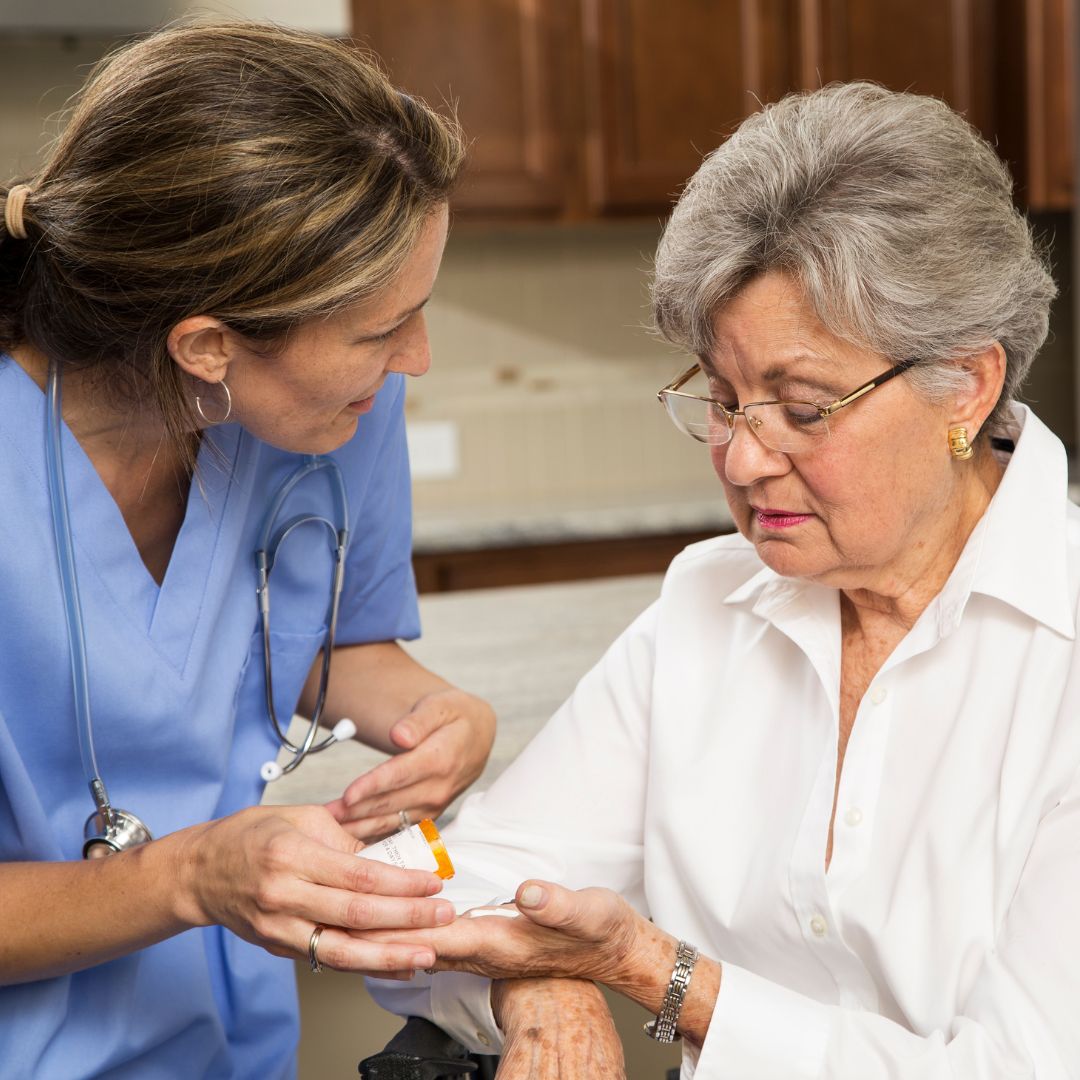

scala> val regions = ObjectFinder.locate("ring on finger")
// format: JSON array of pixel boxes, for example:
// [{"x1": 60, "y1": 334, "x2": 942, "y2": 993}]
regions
[
  {"x1": 309, "y1": 924, "x2": 326, "y2": 974},
  {"x1": 398, "y1": 809, "x2": 411, "y2": 830}
]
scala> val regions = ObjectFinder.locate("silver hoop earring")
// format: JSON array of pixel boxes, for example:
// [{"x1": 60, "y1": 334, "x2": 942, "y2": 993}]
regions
[{"x1": 195, "y1": 381, "x2": 232, "y2": 425}]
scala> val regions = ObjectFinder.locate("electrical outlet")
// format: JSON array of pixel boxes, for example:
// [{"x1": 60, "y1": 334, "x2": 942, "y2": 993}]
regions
[{"x1": 406, "y1": 420, "x2": 460, "y2": 480}]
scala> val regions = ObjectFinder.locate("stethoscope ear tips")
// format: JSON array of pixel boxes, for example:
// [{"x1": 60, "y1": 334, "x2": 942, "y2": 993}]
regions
[
  {"x1": 259, "y1": 718, "x2": 355, "y2": 783},
  {"x1": 331, "y1": 717, "x2": 356, "y2": 742},
  {"x1": 260, "y1": 760, "x2": 284, "y2": 783}
]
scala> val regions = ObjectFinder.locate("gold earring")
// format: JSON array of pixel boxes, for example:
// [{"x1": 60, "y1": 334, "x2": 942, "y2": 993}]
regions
[{"x1": 948, "y1": 426, "x2": 974, "y2": 460}]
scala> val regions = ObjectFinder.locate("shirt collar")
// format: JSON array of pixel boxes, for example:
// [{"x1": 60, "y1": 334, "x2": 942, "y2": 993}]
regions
[
  {"x1": 955, "y1": 404, "x2": 1074, "y2": 638},
  {"x1": 723, "y1": 404, "x2": 1075, "y2": 640}
]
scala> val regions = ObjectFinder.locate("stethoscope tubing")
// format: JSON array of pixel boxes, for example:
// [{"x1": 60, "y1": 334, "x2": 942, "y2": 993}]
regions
[
  {"x1": 46, "y1": 360, "x2": 355, "y2": 853},
  {"x1": 45, "y1": 362, "x2": 110, "y2": 817},
  {"x1": 255, "y1": 455, "x2": 350, "y2": 774}
]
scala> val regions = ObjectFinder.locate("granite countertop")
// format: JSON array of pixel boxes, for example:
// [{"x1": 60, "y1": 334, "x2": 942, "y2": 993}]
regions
[
  {"x1": 262, "y1": 573, "x2": 664, "y2": 811},
  {"x1": 410, "y1": 480, "x2": 1080, "y2": 555},
  {"x1": 412, "y1": 495, "x2": 733, "y2": 553}
]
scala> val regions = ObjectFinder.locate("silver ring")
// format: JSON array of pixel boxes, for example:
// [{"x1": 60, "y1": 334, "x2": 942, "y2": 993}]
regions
[
  {"x1": 398, "y1": 809, "x2": 411, "y2": 830},
  {"x1": 309, "y1": 924, "x2": 325, "y2": 974}
]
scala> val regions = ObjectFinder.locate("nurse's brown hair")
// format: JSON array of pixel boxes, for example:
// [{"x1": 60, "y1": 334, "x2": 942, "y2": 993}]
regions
[{"x1": 0, "y1": 21, "x2": 464, "y2": 467}]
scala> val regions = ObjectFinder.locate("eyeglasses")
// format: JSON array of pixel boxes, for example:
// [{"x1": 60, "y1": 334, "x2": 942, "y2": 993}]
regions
[{"x1": 656, "y1": 358, "x2": 916, "y2": 453}]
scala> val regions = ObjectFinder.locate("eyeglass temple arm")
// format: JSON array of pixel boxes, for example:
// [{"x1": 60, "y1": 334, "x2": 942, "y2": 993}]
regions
[
  {"x1": 821, "y1": 359, "x2": 916, "y2": 416},
  {"x1": 661, "y1": 358, "x2": 915, "y2": 414},
  {"x1": 657, "y1": 365, "x2": 704, "y2": 401}
]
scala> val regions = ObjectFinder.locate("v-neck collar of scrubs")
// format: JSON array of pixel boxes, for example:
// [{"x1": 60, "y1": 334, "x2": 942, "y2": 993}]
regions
[{"x1": 0, "y1": 356, "x2": 255, "y2": 674}]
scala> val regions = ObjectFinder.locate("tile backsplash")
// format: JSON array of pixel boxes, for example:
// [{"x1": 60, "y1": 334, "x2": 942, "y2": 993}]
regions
[{"x1": 412, "y1": 222, "x2": 722, "y2": 522}]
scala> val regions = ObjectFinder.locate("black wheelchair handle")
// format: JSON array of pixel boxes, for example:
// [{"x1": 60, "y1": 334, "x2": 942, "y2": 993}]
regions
[
  {"x1": 358, "y1": 1050, "x2": 477, "y2": 1080},
  {"x1": 359, "y1": 1016, "x2": 480, "y2": 1080}
]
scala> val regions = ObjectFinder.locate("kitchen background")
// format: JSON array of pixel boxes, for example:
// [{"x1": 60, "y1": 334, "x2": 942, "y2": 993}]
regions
[
  {"x1": 2, "y1": 1, "x2": 1076, "y2": 1077},
  {"x1": 4, "y1": 1, "x2": 1076, "y2": 596}
]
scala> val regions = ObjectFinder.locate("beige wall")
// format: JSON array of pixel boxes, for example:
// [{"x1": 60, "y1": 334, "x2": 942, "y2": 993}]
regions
[
  {"x1": 0, "y1": 2, "x2": 347, "y2": 34},
  {"x1": 413, "y1": 220, "x2": 719, "y2": 520},
  {"x1": 0, "y1": 34, "x2": 115, "y2": 181}
]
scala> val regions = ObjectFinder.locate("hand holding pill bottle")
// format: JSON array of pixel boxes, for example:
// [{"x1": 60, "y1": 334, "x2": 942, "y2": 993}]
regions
[{"x1": 356, "y1": 818, "x2": 455, "y2": 879}]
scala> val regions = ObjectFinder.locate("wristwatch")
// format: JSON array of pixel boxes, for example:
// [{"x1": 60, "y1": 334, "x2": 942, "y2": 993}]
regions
[{"x1": 643, "y1": 940, "x2": 699, "y2": 1043}]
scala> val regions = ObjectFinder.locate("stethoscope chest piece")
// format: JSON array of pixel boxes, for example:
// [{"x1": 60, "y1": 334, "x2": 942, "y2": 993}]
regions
[{"x1": 83, "y1": 805, "x2": 154, "y2": 859}]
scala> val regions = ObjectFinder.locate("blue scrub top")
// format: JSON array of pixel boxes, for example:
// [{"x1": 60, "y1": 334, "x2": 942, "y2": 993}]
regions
[{"x1": 0, "y1": 357, "x2": 421, "y2": 1079}]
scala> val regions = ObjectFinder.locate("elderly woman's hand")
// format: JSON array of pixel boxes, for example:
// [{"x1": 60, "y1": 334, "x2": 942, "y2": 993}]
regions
[
  {"x1": 491, "y1": 977, "x2": 626, "y2": 1080},
  {"x1": 327, "y1": 688, "x2": 496, "y2": 842},
  {"x1": 354, "y1": 878, "x2": 642, "y2": 986}
]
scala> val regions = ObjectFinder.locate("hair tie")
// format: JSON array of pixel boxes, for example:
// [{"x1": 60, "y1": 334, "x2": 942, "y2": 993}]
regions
[{"x1": 4, "y1": 184, "x2": 32, "y2": 241}]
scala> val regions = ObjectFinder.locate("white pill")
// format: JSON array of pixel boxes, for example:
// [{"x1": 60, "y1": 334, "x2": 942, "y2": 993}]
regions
[{"x1": 463, "y1": 906, "x2": 521, "y2": 919}]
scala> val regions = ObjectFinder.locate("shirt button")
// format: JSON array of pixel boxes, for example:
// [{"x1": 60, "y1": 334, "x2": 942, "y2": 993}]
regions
[
  {"x1": 844, "y1": 807, "x2": 864, "y2": 827},
  {"x1": 810, "y1": 915, "x2": 828, "y2": 937},
  {"x1": 476, "y1": 1031, "x2": 491, "y2": 1047},
  {"x1": 870, "y1": 686, "x2": 887, "y2": 705}
]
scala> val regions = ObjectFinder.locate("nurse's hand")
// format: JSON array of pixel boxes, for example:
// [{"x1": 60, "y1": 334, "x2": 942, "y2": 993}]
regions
[
  {"x1": 491, "y1": 978, "x2": 626, "y2": 1080},
  {"x1": 176, "y1": 804, "x2": 455, "y2": 977},
  {"x1": 327, "y1": 688, "x2": 495, "y2": 841}
]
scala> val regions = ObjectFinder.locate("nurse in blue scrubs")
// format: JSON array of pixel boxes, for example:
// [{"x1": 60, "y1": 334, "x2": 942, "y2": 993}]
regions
[{"x1": 0, "y1": 22, "x2": 495, "y2": 1080}]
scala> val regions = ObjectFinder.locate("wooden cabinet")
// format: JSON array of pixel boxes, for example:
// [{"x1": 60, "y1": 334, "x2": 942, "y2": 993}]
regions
[
  {"x1": 353, "y1": 0, "x2": 797, "y2": 218},
  {"x1": 794, "y1": 0, "x2": 996, "y2": 137},
  {"x1": 413, "y1": 529, "x2": 718, "y2": 592},
  {"x1": 353, "y1": 0, "x2": 1075, "y2": 218},
  {"x1": 581, "y1": 0, "x2": 793, "y2": 214},
  {"x1": 798, "y1": 0, "x2": 1074, "y2": 209},
  {"x1": 351, "y1": 0, "x2": 578, "y2": 217},
  {"x1": 997, "y1": 0, "x2": 1075, "y2": 209}
]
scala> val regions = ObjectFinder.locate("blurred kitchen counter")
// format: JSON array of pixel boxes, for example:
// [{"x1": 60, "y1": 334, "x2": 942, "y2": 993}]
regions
[
  {"x1": 262, "y1": 572, "x2": 665, "y2": 810},
  {"x1": 411, "y1": 493, "x2": 731, "y2": 593},
  {"x1": 412, "y1": 492, "x2": 731, "y2": 553}
]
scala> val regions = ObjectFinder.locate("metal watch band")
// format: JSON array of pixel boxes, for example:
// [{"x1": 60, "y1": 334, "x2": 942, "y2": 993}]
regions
[{"x1": 643, "y1": 940, "x2": 699, "y2": 1044}]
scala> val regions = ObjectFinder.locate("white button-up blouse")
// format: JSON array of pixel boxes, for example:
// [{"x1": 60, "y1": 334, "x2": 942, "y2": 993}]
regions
[{"x1": 371, "y1": 404, "x2": 1080, "y2": 1078}]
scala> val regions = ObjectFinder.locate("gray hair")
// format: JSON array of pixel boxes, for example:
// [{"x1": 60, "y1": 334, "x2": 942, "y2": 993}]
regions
[{"x1": 651, "y1": 82, "x2": 1057, "y2": 430}]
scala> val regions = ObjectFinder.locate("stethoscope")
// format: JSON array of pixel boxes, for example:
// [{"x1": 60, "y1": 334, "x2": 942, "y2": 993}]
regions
[
  {"x1": 254, "y1": 453, "x2": 356, "y2": 783},
  {"x1": 46, "y1": 362, "x2": 357, "y2": 858}
]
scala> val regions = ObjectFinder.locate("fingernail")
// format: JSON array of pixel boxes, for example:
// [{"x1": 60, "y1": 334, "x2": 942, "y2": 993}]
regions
[
  {"x1": 518, "y1": 884, "x2": 546, "y2": 908},
  {"x1": 395, "y1": 723, "x2": 415, "y2": 744},
  {"x1": 436, "y1": 903, "x2": 455, "y2": 924},
  {"x1": 413, "y1": 951, "x2": 435, "y2": 969}
]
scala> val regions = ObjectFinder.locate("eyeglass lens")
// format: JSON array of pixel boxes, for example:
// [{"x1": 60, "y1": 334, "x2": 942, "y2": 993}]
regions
[{"x1": 661, "y1": 387, "x2": 829, "y2": 453}]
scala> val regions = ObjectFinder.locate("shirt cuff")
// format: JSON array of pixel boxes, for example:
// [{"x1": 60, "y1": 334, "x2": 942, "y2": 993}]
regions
[
  {"x1": 430, "y1": 972, "x2": 503, "y2": 1056},
  {"x1": 695, "y1": 962, "x2": 830, "y2": 1080}
]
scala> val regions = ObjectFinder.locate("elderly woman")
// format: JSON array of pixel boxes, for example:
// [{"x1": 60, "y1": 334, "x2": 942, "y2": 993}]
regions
[
  {"x1": 0, "y1": 23, "x2": 495, "y2": 1079},
  {"x1": 362, "y1": 82, "x2": 1078, "y2": 1078}
]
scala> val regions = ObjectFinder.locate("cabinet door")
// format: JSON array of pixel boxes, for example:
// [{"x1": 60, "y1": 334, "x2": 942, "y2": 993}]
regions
[
  {"x1": 582, "y1": 0, "x2": 794, "y2": 215},
  {"x1": 795, "y1": 0, "x2": 995, "y2": 138},
  {"x1": 351, "y1": 0, "x2": 575, "y2": 217},
  {"x1": 1018, "y1": 0, "x2": 1074, "y2": 209}
]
